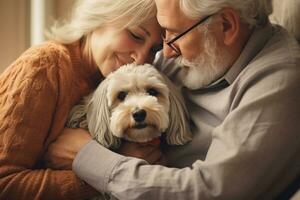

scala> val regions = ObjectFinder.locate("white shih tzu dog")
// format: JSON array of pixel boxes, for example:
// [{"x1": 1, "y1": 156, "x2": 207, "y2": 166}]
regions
[{"x1": 66, "y1": 63, "x2": 192, "y2": 150}]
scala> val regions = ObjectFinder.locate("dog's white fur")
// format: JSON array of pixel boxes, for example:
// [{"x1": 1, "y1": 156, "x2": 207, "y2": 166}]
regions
[{"x1": 67, "y1": 63, "x2": 192, "y2": 149}]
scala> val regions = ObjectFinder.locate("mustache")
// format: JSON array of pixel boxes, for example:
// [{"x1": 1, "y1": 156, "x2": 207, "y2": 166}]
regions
[
  {"x1": 176, "y1": 57, "x2": 197, "y2": 68},
  {"x1": 175, "y1": 32, "x2": 219, "y2": 69}
]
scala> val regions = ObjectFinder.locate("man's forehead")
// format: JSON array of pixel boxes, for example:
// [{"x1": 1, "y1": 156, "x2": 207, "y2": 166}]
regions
[
  {"x1": 155, "y1": 0, "x2": 186, "y2": 31},
  {"x1": 155, "y1": 0, "x2": 178, "y2": 8},
  {"x1": 155, "y1": 0, "x2": 179, "y2": 16}
]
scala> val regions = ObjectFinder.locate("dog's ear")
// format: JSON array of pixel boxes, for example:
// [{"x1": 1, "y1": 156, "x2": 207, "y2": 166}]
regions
[
  {"x1": 66, "y1": 99, "x2": 89, "y2": 129},
  {"x1": 161, "y1": 74, "x2": 193, "y2": 145},
  {"x1": 87, "y1": 78, "x2": 121, "y2": 149}
]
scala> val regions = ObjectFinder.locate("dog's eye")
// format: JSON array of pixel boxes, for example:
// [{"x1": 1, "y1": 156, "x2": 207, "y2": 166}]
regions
[
  {"x1": 117, "y1": 91, "x2": 127, "y2": 101},
  {"x1": 147, "y1": 88, "x2": 159, "y2": 96}
]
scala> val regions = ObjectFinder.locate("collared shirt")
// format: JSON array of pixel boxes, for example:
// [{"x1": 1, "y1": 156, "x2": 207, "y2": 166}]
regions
[{"x1": 73, "y1": 24, "x2": 300, "y2": 200}]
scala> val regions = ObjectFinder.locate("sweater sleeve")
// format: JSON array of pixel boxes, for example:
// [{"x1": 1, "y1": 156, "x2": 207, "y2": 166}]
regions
[{"x1": 0, "y1": 44, "x2": 96, "y2": 200}]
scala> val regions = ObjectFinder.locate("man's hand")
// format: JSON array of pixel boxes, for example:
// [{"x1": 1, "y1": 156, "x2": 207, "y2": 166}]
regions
[
  {"x1": 118, "y1": 140, "x2": 165, "y2": 165},
  {"x1": 43, "y1": 128, "x2": 92, "y2": 170}
]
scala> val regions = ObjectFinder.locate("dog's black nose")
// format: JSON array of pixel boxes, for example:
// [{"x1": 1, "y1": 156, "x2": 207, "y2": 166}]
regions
[{"x1": 132, "y1": 109, "x2": 147, "y2": 122}]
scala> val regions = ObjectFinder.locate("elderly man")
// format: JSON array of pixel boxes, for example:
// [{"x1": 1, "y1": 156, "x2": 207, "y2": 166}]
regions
[{"x1": 48, "y1": 0, "x2": 300, "y2": 199}]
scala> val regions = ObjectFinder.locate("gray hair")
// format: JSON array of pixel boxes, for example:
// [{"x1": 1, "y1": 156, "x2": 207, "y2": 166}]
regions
[
  {"x1": 48, "y1": 0, "x2": 156, "y2": 44},
  {"x1": 179, "y1": 0, "x2": 273, "y2": 27}
]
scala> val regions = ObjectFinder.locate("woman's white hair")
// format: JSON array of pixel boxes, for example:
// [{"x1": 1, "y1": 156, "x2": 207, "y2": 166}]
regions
[
  {"x1": 179, "y1": 0, "x2": 273, "y2": 27},
  {"x1": 48, "y1": 0, "x2": 156, "y2": 44}
]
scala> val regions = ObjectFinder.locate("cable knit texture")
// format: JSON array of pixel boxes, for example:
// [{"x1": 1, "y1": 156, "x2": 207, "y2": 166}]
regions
[{"x1": 0, "y1": 41, "x2": 101, "y2": 199}]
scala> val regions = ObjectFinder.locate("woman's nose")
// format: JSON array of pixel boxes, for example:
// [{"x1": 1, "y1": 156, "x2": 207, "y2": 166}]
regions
[{"x1": 131, "y1": 47, "x2": 150, "y2": 65}]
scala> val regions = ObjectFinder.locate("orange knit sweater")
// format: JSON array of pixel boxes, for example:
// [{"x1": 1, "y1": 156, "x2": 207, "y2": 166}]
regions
[{"x1": 0, "y1": 41, "x2": 101, "y2": 199}]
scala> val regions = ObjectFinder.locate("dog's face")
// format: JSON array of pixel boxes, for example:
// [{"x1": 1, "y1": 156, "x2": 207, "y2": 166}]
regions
[
  {"x1": 87, "y1": 63, "x2": 192, "y2": 149},
  {"x1": 107, "y1": 64, "x2": 170, "y2": 143}
]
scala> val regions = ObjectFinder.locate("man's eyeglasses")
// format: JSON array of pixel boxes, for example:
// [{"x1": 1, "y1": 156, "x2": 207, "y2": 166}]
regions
[{"x1": 161, "y1": 14, "x2": 214, "y2": 56}]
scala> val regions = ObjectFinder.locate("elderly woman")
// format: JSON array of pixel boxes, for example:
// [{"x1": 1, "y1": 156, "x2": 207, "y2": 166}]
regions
[{"x1": 0, "y1": 0, "x2": 162, "y2": 199}]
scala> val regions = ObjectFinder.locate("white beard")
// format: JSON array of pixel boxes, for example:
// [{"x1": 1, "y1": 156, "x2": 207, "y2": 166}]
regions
[{"x1": 176, "y1": 33, "x2": 232, "y2": 90}]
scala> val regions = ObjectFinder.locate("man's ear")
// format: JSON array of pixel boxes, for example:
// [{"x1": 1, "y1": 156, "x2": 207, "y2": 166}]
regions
[{"x1": 219, "y1": 8, "x2": 241, "y2": 45}]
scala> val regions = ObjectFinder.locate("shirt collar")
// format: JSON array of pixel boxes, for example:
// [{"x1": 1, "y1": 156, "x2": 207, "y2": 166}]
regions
[{"x1": 205, "y1": 23, "x2": 273, "y2": 88}]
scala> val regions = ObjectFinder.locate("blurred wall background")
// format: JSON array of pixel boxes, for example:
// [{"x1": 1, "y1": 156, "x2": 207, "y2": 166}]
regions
[
  {"x1": 0, "y1": 0, "x2": 29, "y2": 73},
  {"x1": 0, "y1": 0, "x2": 75, "y2": 73}
]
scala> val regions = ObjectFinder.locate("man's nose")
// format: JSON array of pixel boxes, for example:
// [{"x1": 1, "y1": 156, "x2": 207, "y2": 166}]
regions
[{"x1": 163, "y1": 43, "x2": 179, "y2": 58}]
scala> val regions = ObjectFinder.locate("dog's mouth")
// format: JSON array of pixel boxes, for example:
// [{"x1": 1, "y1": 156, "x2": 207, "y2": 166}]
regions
[{"x1": 133, "y1": 123, "x2": 148, "y2": 129}]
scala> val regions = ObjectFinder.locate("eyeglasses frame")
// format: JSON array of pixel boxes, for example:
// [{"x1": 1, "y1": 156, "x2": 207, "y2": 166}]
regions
[{"x1": 162, "y1": 14, "x2": 214, "y2": 55}]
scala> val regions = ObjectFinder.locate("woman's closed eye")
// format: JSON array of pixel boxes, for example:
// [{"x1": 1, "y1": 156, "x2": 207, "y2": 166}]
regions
[{"x1": 129, "y1": 30, "x2": 144, "y2": 42}]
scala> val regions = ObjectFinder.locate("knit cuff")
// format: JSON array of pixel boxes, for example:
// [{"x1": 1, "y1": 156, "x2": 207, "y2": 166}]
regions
[{"x1": 72, "y1": 140, "x2": 124, "y2": 192}]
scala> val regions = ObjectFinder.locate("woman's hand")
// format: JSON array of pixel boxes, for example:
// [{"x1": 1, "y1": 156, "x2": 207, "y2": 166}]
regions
[
  {"x1": 118, "y1": 140, "x2": 165, "y2": 165},
  {"x1": 43, "y1": 128, "x2": 92, "y2": 170}
]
